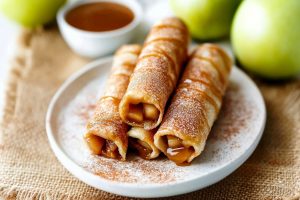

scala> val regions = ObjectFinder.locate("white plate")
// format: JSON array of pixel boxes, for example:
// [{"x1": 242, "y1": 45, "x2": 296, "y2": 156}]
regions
[{"x1": 46, "y1": 57, "x2": 266, "y2": 198}]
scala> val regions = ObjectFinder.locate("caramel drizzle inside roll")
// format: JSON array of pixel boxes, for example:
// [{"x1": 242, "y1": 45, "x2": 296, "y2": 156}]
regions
[
  {"x1": 127, "y1": 127, "x2": 156, "y2": 160},
  {"x1": 101, "y1": 140, "x2": 120, "y2": 159},
  {"x1": 129, "y1": 138, "x2": 153, "y2": 160},
  {"x1": 84, "y1": 133, "x2": 121, "y2": 159},
  {"x1": 165, "y1": 135, "x2": 193, "y2": 166}
]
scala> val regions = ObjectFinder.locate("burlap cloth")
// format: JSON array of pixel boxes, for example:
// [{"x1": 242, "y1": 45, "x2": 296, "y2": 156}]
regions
[{"x1": 0, "y1": 27, "x2": 299, "y2": 200}]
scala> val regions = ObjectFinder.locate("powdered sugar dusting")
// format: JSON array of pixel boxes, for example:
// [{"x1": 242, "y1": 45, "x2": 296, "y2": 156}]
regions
[{"x1": 53, "y1": 65, "x2": 264, "y2": 185}]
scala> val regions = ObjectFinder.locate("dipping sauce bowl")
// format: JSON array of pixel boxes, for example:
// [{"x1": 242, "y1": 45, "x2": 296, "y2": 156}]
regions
[{"x1": 57, "y1": 0, "x2": 142, "y2": 58}]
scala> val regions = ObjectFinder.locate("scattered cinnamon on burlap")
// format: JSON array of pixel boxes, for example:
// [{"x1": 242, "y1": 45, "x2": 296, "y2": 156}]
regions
[{"x1": 0, "y1": 27, "x2": 299, "y2": 200}]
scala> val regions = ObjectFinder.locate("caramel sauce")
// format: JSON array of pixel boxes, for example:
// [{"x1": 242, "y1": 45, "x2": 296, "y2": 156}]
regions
[
  {"x1": 152, "y1": 47, "x2": 179, "y2": 77},
  {"x1": 138, "y1": 53, "x2": 165, "y2": 62},
  {"x1": 206, "y1": 46, "x2": 232, "y2": 72},
  {"x1": 99, "y1": 96, "x2": 120, "y2": 104},
  {"x1": 85, "y1": 133, "x2": 104, "y2": 155},
  {"x1": 193, "y1": 55, "x2": 226, "y2": 84},
  {"x1": 184, "y1": 77, "x2": 222, "y2": 100},
  {"x1": 145, "y1": 37, "x2": 186, "y2": 48},
  {"x1": 85, "y1": 134, "x2": 121, "y2": 159},
  {"x1": 101, "y1": 140, "x2": 121, "y2": 159},
  {"x1": 66, "y1": 2, "x2": 134, "y2": 32},
  {"x1": 129, "y1": 138, "x2": 152, "y2": 160},
  {"x1": 166, "y1": 146, "x2": 193, "y2": 166},
  {"x1": 112, "y1": 62, "x2": 135, "y2": 73},
  {"x1": 153, "y1": 24, "x2": 188, "y2": 35},
  {"x1": 116, "y1": 48, "x2": 141, "y2": 56},
  {"x1": 178, "y1": 83, "x2": 219, "y2": 112},
  {"x1": 191, "y1": 69, "x2": 225, "y2": 92}
]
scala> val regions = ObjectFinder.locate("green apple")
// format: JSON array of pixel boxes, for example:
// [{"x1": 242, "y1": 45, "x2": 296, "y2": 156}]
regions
[
  {"x1": 170, "y1": 0, "x2": 241, "y2": 40},
  {"x1": 0, "y1": 0, "x2": 66, "y2": 27},
  {"x1": 231, "y1": 0, "x2": 300, "y2": 79}
]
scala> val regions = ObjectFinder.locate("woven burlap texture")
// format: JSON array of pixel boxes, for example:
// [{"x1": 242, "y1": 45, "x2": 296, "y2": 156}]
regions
[{"x1": 0, "y1": 28, "x2": 299, "y2": 200}]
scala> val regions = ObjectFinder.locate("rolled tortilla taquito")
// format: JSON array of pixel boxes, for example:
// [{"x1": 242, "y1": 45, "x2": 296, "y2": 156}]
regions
[
  {"x1": 154, "y1": 44, "x2": 232, "y2": 165},
  {"x1": 119, "y1": 17, "x2": 189, "y2": 130},
  {"x1": 127, "y1": 127, "x2": 160, "y2": 160},
  {"x1": 84, "y1": 45, "x2": 141, "y2": 160}
]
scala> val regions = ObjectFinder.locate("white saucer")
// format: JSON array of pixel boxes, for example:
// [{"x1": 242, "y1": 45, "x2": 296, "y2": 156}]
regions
[{"x1": 46, "y1": 57, "x2": 266, "y2": 198}]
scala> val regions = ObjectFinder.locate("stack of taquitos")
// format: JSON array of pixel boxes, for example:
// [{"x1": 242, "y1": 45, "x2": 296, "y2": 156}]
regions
[
  {"x1": 84, "y1": 17, "x2": 232, "y2": 165},
  {"x1": 154, "y1": 44, "x2": 232, "y2": 165}
]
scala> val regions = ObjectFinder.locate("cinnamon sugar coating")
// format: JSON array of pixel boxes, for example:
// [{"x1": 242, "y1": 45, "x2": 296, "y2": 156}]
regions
[{"x1": 119, "y1": 17, "x2": 189, "y2": 130}]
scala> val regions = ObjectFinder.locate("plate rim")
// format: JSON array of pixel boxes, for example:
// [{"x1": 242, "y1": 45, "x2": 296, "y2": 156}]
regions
[{"x1": 45, "y1": 56, "x2": 266, "y2": 198}]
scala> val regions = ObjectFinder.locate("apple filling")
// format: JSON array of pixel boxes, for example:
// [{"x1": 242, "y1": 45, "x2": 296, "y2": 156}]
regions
[
  {"x1": 84, "y1": 133, "x2": 104, "y2": 155},
  {"x1": 165, "y1": 135, "x2": 193, "y2": 165},
  {"x1": 127, "y1": 103, "x2": 159, "y2": 124},
  {"x1": 85, "y1": 133, "x2": 121, "y2": 159},
  {"x1": 129, "y1": 138, "x2": 153, "y2": 160}
]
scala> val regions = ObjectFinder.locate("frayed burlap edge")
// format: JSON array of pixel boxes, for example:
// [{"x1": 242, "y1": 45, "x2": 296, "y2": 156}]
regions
[
  {"x1": 0, "y1": 29, "x2": 33, "y2": 129},
  {"x1": 0, "y1": 29, "x2": 33, "y2": 200},
  {"x1": 0, "y1": 28, "x2": 73, "y2": 200},
  {"x1": 0, "y1": 186, "x2": 81, "y2": 200}
]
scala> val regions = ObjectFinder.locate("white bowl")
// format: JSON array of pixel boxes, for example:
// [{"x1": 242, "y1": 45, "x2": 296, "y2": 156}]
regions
[{"x1": 57, "y1": 0, "x2": 143, "y2": 58}]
